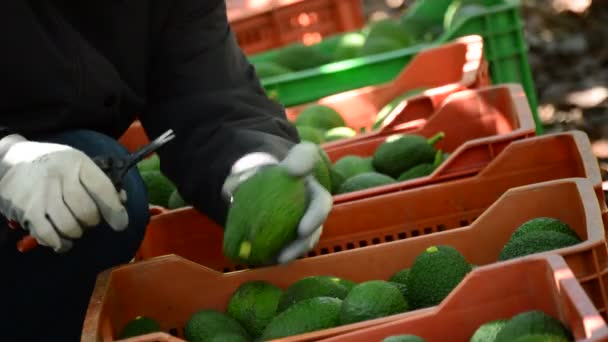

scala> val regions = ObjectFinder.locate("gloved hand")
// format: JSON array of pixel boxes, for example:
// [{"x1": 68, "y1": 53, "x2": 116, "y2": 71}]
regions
[
  {"x1": 0, "y1": 135, "x2": 129, "y2": 253},
  {"x1": 222, "y1": 142, "x2": 333, "y2": 264}
]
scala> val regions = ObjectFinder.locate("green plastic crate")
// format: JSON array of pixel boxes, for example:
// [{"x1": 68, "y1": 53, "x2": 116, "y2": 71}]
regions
[{"x1": 249, "y1": 0, "x2": 542, "y2": 134}]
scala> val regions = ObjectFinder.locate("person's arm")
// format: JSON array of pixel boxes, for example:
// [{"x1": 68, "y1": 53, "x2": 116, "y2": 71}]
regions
[{"x1": 141, "y1": 0, "x2": 299, "y2": 225}]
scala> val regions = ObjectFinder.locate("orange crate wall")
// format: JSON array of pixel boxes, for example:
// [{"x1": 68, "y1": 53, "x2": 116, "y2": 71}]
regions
[{"x1": 231, "y1": 0, "x2": 364, "y2": 55}]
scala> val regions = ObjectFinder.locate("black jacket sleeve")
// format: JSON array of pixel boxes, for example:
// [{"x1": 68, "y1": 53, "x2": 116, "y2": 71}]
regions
[{"x1": 140, "y1": 0, "x2": 299, "y2": 226}]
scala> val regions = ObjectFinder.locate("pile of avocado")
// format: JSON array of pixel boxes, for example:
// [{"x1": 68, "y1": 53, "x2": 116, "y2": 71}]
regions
[
  {"x1": 252, "y1": 0, "x2": 492, "y2": 79},
  {"x1": 294, "y1": 87, "x2": 429, "y2": 144},
  {"x1": 137, "y1": 154, "x2": 189, "y2": 210},
  {"x1": 381, "y1": 310, "x2": 573, "y2": 342},
  {"x1": 117, "y1": 217, "x2": 582, "y2": 341},
  {"x1": 118, "y1": 244, "x2": 473, "y2": 341}
]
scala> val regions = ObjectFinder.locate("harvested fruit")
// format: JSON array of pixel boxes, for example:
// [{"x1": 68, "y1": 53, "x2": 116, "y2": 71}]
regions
[
  {"x1": 273, "y1": 43, "x2": 332, "y2": 71},
  {"x1": 324, "y1": 127, "x2": 357, "y2": 142},
  {"x1": 223, "y1": 165, "x2": 307, "y2": 265},
  {"x1": 498, "y1": 231, "x2": 582, "y2": 261},
  {"x1": 254, "y1": 62, "x2": 292, "y2": 79},
  {"x1": 397, "y1": 149, "x2": 444, "y2": 181},
  {"x1": 277, "y1": 275, "x2": 355, "y2": 313},
  {"x1": 260, "y1": 297, "x2": 343, "y2": 341},
  {"x1": 363, "y1": 18, "x2": 413, "y2": 47},
  {"x1": 494, "y1": 311, "x2": 573, "y2": 342},
  {"x1": 383, "y1": 335, "x2": 426, "y2": 342},
  {"x1": 333, "y1": 156, "x2": 376, "y2": 180},
  {"x1": 470, "y1": 319, "x2": 508, "y2": 342},
  {"x1": 140, "y1": 170, "x2": 176, "y2": 207},
  {"x1": 184, "y1": 310, "x2": 250, "y2": 342},
  {"x1": 167, "y1": 190, "x2": 188, "y2": 209},
  {"x1": 407, "y1": 245, "x2": 472, "y2": 309},
  {"x1": 297, "y1": 126, "x2": 325, "y2": 144},
  {"x1": 444, "y1": 0, "x2": 488, "y2": 31},
  {"x1": 137, "y1": 154, "x2": 160, "y2": 173},
  {"x1": 333, "y1": 33, "x2": 366, "y2": 61},
  {"x1": 227, "y1": 281, "x2": 283, "y2": 337},
  {"x1": 209, "y1": 333, "x2": 250, "y2": 342},
  {"x1": 373, "y1": 132, "x2": 445, "y2": 178},
  {"x1": 508, "y1": 217, "x2": 579, "y2": 242},
  {"x1": 389, "y1": 268, "x2": 410, "y2": 285},
  {"x1": 118, "y1": 316, "x2": 161, "y2": 339},
  {"x1": 340, "y1": 280, "x2": 408, "y2": 325},
  {"x1": 358, "y1": 37, "x2": 406, "y2": 58},
  {"x1": 313, "y1": 147, "x2": 333, "y2": 192},
  {"x1": 330, "y1": 168, "x2": 346, "y2": 194},
  {"x1": 336, "y1": 172, "x2": 396, "y2": 194},
  {"x1": 295, "y1": 104, "x2": 346, "y2": 131}
]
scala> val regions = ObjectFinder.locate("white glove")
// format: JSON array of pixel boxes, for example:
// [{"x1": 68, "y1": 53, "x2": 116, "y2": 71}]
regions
[
  {"x1": 0, "y1": 135, "x2": 129, "y2": 253},
  {"x1": 222, "y1": 142, "x2": 333, "y2": 264}
]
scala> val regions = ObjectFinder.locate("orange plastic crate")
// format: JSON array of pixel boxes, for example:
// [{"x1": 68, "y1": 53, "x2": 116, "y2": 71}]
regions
[
  {"x1": 84, "y1": 178, "x2": 608, "y2": 342},
  {"x1": 227, "y1": 0, "x2": 364, "y2": 55},
  {"x1": 325, "y1": 83, "x2": 537, "y2": 204},
  {"x1": 318, "y1": 255, "x2": 608, "y2": 342},
  {"x1": 285, "y1": 35, "x2": 491, "y2": 131},
  {"x1": 135, "y1": 130, "x2": 607, "y2": 269}
]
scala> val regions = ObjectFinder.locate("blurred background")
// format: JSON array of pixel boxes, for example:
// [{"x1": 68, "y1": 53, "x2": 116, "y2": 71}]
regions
[{"x1": 227, "y1": 0, "x2": 608, "y2": 166}]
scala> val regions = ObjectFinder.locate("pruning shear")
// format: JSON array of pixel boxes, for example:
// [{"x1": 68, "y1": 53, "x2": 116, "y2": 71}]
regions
[{"x1": 8, "y1": 129, "x2": 176, "y2": 253}]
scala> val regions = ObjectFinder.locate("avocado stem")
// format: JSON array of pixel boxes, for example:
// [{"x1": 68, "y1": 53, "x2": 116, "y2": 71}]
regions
[
  {"x1": 427, "y1": 132, "x2": 445, "y2": 146},
  {"x1": 433, "y1": 149, "x2": 444, "y2": 167}
]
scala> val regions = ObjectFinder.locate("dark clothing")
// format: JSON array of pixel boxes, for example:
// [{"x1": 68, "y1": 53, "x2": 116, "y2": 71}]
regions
[
  {"x1": 0, "y1": 0, "x2": 298, "y2": 225},
  {"x1": 0, "y1": 129, "x2": 150, "y2": 342}
]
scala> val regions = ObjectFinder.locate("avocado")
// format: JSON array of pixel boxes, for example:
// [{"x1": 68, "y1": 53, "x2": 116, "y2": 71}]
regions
[
  {"x1": 357, "y1": 37, "x2": 405, "y2": 58},
  {"x1": 336, "y1": 172, "x2": 396, "y2": 194},
  {"x1": 498, "y1": 231, "x2": 582, "y2": 261},
  {"x1": 373, "y1": 132, "x2": 444, "y2": 178},
  {"x1": 470, "y1": 319, "x2": 508, "y2": 342},
  {"x1": 277, "y1": 275, "x2": 355, "y2": 313},
  {"x1": 408, "y1": 245, "x2": 472, "y2": 309},
  {"x1": 494, "y1": 311, "x2": 572, "y2": 342},
  {"x1": 260, "y1": 297, "x2": 342, "y2": 340},
  {"x1": 209, "y1": 333, "x2": 251, "y2": 342},
  {"x1": 330, "y1": 168, "x2": 346, "y2": 195},
  {"x1": 137, "y1": 154, "x2": 160, "y2": 172},
  {"x1": 400, "y1": 14, "x2": 444, "y2": 43},
  {"x1": 333, "y1": 155, "x2": 376, "y2": 180},
  {"x1": 223, "y1": 165, "x2": 308, "y2": 265},
  {"x1": 363, "y1": 19, "x2": 413, "y2": 46},
  {"x1": 313, "y1": 147, "x2": 333, "y2": 192},
  {"x1": 383, "y1": 335, "x2": 426, "y2": 342},
  {"x1": 373, "y1": 88, "x2": 428, "y2": 130},
  {"x1": 273, "y1": 43, "x2": 332, "y2": 71},
  {"x1": 509, "y1": 217, "x2": 579, "y2": 242},
  {"x1": 340, "y1": 280, "x2": 408, "y2": 325},
  {"x1": 295, "y1": 105, "x2": 346, "y2": 131},
  {"x1": 397, "y1": 149, "x2": 444, "y2": 181},
  {"x1": 389, "y1": 268, "x2": 410, "y2": 285},
  {"x1": 118, "y1": 316, "x2": 161, "y2": 339},
  {"x1": 140, "y1": 170, "x2": 176, "y2": 207},
  {"x1": 444, "y1": 1, "x2": 488, "y2": 31},
  {"x1": 297, "y1": 125, "x2": 326, "y2": 144},
  {"x1": 388, "y1": 282, "x2": 409, "y2": 300},
  {"x1": 333, "y1": 33, "x2": 366, "y2": 61},
  {"x1": 227, "y1": 281, "x2": 283, "y2": 337},
  {"x1": 397, "y1": 163, "x2": 435, "y2": 181},
  {"x1": 184, "y1": 310, "x2": 250, "y2": 342},
  {"x1": 254, "y1": 62, "x2": 293, "y2": 79},
  {"x1": 167, "y1": 190, "x2": 188, "y2": 209},
  {"x1": 324, "y1": 127, "x2": 357, "y2": 142}
]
